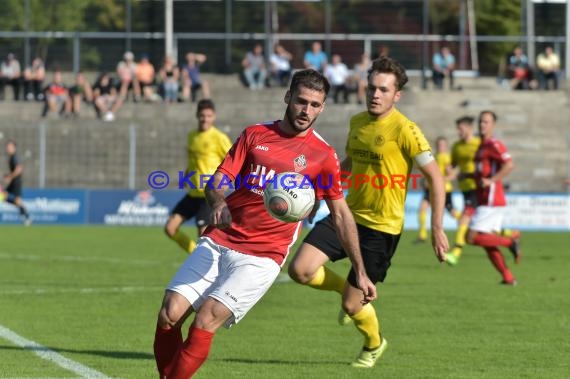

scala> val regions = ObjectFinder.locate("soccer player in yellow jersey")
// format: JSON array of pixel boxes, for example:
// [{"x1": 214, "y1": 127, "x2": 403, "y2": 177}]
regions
[
  {"x1": 445, "y1": 116, "x2": 480, "y2": 265},
  {"x1": 165, "y1": 99, "x2": 232, "y2": 253},
  {"x1": 289, "y1": 57, "x2": 449, "y2": 368},
  {"x1": 416, "y1": 136, "x2": 460, "y2": 242}
]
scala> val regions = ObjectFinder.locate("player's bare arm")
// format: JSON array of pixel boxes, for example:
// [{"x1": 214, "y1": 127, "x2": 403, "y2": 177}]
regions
[
  {"x1": 205, "y1": 170, "x2": 232, "y2": 228},
  {"x1": 418, "y1": 159, "x2": 449, "y2": 262},
  {"x1": 481, "y1": 160, "x2": 514, "y2": 188},
  {"x1": 326, "y1": 197, "x2": 377, "y2": 302}
]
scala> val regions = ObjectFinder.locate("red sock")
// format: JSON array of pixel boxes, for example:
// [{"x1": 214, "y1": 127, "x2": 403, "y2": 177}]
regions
[
  {"x1": 485, "y1": 247, "x2": 514, "y2": 282},
  {"x1": 168, "y1": 325, "x2": 214, "y2": 379},
  {"x1": 472, "y1": 233, "x2": 512, "y2": 248},
  {"x1": 154, "y1": 324, "x2": 183, "y2": 378}
]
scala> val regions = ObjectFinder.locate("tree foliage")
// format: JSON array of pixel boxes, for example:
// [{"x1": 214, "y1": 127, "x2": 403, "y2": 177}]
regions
[
  {"x1": 474, "y1": 0, "x2": 522, "y2": 74},
  {"x1": 0, "y1": 0, "x2": 527, "y2": 75}
]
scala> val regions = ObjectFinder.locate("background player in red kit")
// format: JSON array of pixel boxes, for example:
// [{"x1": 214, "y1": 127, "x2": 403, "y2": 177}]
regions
[
  {"x1": 466, "y1": 110, "x2": 521, "y2": 284},
  {"x1": 153, "y1": 69, "x2": 376, "y2": 378}
]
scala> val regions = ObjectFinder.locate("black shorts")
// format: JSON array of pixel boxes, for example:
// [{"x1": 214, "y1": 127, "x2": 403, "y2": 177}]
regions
[
  {"x1": 462, "y1": 190, "x2": 477, "y2": 209},
  {"x1": 6, "y1": 179, "x2": 22, "y2": 198},
  {"x1": 423, "y1": 189, "x2": 454, "y2": 213},
  {"x1": 171, "y1": 194, "x2": 210, "y2": 227},
  {"x1": 303, "y1": 215, "x2": 401, "y2": 286}
]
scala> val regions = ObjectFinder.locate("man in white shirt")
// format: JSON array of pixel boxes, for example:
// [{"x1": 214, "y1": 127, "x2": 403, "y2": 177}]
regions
[
  {"x1": 536, "y1": 46, "x2": 560, "y2": 90},
  {"x1": 325, "y1": 54, "x2": 350, "y2": 103}
]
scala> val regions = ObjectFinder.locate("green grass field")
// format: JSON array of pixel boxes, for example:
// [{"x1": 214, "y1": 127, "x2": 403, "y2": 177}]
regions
[{"x1": 0, "y1": 226, "x2": 569, "y2": 378}]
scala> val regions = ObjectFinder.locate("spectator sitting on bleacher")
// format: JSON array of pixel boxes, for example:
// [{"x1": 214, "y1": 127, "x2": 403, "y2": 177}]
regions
[
  {"x1": 324, "y1": 53, "x2": 350, "y2": 104},
  {"x1": 68, "y1": 72, "x2": 93, "y2": 117},
  {"x1": 242, "y1": 43, "x2": 267, "y2": 90},
  {"x1": 23, "y1": 57, "x2": 45, "y2": 101},
  {"x1": 182, "y1": 52, "x2": 210, "y2": 102},
  {"x1": 159, "y1": 55, "x2": 180, "y2": 103},
  {"x1": 303, "y1": 41, "x2": 327, "y2": 73},
  {"x1": 269, "y1": 43, "x2": 292, "y2": 87},
  {"x1": 0, "y1": 53, "x2": 22, "y2": 101},
  {"x1": 93, "y1": 72, "x2": 122, "y2": 122},
  {"x1": 42, "y1": 70, "x2": 71, "y2": 118},
  {"x1": 117, "y1": 51, "x2": 140, "y2": 102},
  {"x1": 432, "y1": 46, "x2": 455, "y2": 90},
  {"x1": 536, "y1": 46, "x2": 560, "y2": 90},
  {"x1": 135, "y1": 54, "x2": 158, "y2": 102},
  {"x1": 508, "y1": 46, "x2": 533, "y2": 90}
]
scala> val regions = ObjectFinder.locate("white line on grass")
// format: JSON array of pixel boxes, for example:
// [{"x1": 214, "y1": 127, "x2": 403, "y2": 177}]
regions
[
  {"x1": 0, "y1": 285, "x2": 164, "y2": 296},
  {"x1": 0, "y1": 252, "x2": 166, "y2": 266},
  {"x1": 0, "y1": 324, "x2": 111, "y2": 379}
]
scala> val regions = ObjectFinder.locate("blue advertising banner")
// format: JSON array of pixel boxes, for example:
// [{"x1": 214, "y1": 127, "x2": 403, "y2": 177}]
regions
[
  {"x1": 2, "y1": 188, "x2": 568, "y2": 230},
  {"x1": 87, "y1": 189, "x2": 181, "y2": 225},
  {"x1": 0, "y1": 189, "x2": 87, "y2": 224}
]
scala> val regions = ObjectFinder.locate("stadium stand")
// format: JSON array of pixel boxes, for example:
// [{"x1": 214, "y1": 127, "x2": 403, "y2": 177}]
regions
[{"x1": 0, "y1": 73, "x2": 568, "y2": 192}]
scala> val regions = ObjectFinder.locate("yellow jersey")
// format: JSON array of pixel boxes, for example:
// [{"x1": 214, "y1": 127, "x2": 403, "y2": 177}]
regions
[
  {"x1": 345, "y1": 109, "x2": 431, "y2": 234},
  {"x1": 451, "y1": 136, "x2": 481, "y2": 192},
  {"x1": 186, "y1": 126, "x2": 232, "y2": 198},
  {"x1": 436, "y1": 152, "x2": 453, "y2": 193}
]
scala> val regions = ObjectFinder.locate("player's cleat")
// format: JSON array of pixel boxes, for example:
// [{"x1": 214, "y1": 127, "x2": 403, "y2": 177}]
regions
[
  {"x1": 500, "y1": 279, "x2": 518, "y2": 286},
  {"x1": 445, "y1": 253, "x2": 459, "y2": 266},
  {"x1": 338, "y1": 308, "x2": 352, "y2": 326},
  {"x1": 24, "y1": 218, "x2": 32, "y2": 227},
  {"x1": 351, "y1": 338, "x2": 388, "y2": 368},
  {"x1": 508, "y1": 235, "x2": 522, "y2": 264},
  {"x1": 413, "y1": 237, "x2": 427, "y2": 244}
]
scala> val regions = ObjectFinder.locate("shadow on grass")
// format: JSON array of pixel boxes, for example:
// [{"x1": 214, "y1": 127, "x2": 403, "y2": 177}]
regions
[
  {"x1": 0, "y1": 344, "x2": 153, "y2": 360},
  {"x1": 212, "y1": 357, "x2": 347, "y2": 366}
]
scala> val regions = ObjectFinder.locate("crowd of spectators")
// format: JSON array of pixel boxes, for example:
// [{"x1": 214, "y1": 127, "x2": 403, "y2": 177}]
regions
[
  {"x1": 498, "y1": 45, "x2": 561, "y2": 91},
  {"x1": 0, "y1": 50, "x2": 213, "y2": 121},
  {"x1": 0, "y1": 42, "x2": 563, "y2": 121}
]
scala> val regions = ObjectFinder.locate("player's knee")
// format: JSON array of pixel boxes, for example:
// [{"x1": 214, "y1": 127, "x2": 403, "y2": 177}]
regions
[
  {"x1": 340, "y1": 299, "x2": 361, "y2": 316},
  {"x1": 164, "y1": 222, "x2": 177, "y2": 238},
  {"x1": 157, "y1": 306, "x2": 180, "y2": 329},
  {"x1": 287, "y1": 262, "x2": 311, "y2": 284}
]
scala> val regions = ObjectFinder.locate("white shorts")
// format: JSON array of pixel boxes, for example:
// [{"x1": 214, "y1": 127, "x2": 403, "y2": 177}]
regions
[
  {"x1": 166, "y1": 237, "x2": 281, "y2": 328},
  {"x1": 470, "y1": 206, "x2": 506, "y2": 234}
]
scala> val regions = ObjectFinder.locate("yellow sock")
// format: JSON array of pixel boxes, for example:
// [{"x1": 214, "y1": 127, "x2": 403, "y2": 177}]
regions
[
  {"x1": 455, "y1": 223, "x2": 468, "y2": 247},
  {"x1": 351, "y1": 303, "x2": 381, "y2": 349},
  {"x1": 500, "y1": 229, "x2": 513, "y2": 237},
  {"x1": 450, "y1": 245, "x2": 463, "y2": 258},
  {"x1": 306, "y1": 266, "x2": 345, "y2": 294},
  {"x1": 418, "y1": 210, "x2": 428, "y2": 240},
  {"x1": 171, "y1": 230, "x2": 194, "y2": 253}
]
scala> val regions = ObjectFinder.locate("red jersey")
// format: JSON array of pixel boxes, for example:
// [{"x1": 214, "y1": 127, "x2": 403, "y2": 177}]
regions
[
  {"x1": 474, "y1": 137, "x2": 511, "y2": 206},
  {"x1": 203, "y1": 121, "x2": 343, "y2": 266}
]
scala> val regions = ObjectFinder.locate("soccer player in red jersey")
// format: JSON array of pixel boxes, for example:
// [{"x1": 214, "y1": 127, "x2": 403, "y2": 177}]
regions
[
  {"x1": 152, "y1": 69, "x2": 376, "y2": 379},
  {"x1": 466, "y1": 110, "x2": 521, "y2": 284}
]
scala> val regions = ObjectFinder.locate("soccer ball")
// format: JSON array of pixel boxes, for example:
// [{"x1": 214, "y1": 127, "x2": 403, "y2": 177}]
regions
[{"x1": 263, "y1": 172, "x2": 316, "y2": 223}]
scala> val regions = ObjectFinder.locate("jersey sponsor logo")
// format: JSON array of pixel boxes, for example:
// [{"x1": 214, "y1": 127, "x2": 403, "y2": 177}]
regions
[
  {"x1": 293, "y1": 154, "x2": 307, "y2": 172},
  {"x1": 255, "y1": 145, "x2": 269, "y2": 151}
]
